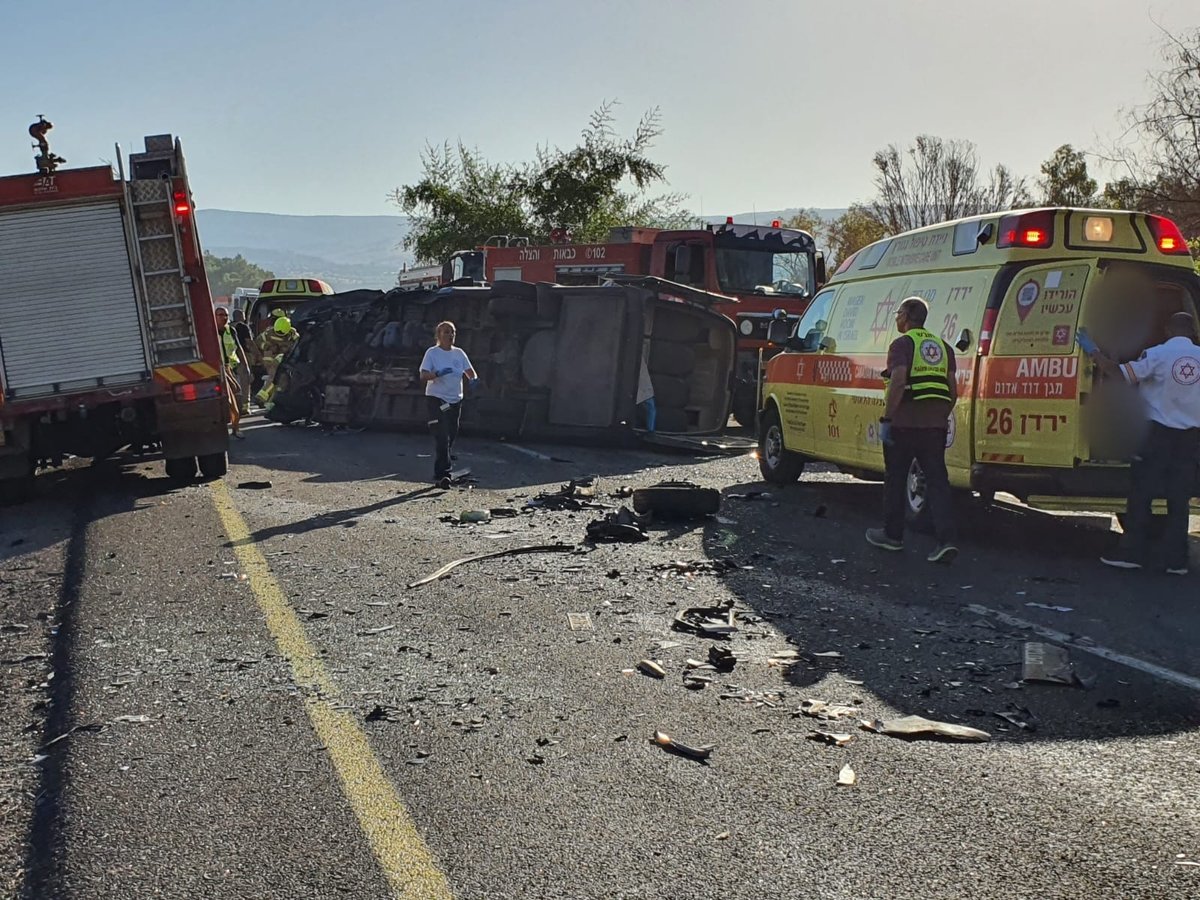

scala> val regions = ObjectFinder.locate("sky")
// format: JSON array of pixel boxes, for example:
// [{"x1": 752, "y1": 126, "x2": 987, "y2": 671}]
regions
[{"x1": 0, "y1": 0, "x2": 1193, "y2": 218}]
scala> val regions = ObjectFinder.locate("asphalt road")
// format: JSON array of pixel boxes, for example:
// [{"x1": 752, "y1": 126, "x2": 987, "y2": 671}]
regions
[{"x1": 2, "y1": 414, "x2": 1198, "y2": 899}]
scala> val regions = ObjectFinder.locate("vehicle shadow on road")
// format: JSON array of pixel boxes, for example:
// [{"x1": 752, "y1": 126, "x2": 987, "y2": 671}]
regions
[{"x1": 704, "y1": 476, "x2": 1200, "y2": 743}]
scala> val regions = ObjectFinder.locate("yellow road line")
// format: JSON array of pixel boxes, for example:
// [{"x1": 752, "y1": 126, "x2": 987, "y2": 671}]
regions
[{"x1": 210, "y1": 480, "x2": 453, "y2": 900}]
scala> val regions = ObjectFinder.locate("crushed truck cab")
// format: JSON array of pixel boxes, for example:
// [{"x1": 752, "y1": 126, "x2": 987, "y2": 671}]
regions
[{"x1": 0, "y1": 130, "x2": 228, "y2": 498}]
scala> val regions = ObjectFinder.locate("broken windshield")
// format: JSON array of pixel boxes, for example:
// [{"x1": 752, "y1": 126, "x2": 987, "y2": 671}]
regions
[{"x1": 715, "y1": 247, "x2": 811, "y2": 297}]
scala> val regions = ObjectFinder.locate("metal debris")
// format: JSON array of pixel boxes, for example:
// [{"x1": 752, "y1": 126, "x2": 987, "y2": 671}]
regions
[
  {"x1": 708, "y1": 645, "x2": 737, "y2": 673},
  {"x1": 652, "y1": 730, "x2": 713, "y2": 762},
  {"x1": 638, "y1": 659, "x2": 667, "y2": 679},
  {"x1": 585, "y1": 507, "x2": 648, "y2": 543},
  {"x1": 672, "y1": 601, "x2": 737, "y2": 638},
  {"x1": 993, "y1": 705, "x2": 1038, "y2": 732},
  {"x1": 406, "y1": 543, "x2": 575, "y2": 588}
]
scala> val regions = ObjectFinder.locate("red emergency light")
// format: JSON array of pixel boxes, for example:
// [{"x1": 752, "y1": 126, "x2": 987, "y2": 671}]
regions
[
  {"x1": 173, "y1": 190, "x2": 190, "y2": 215},
  {"x1": 996, "y1": 211, "x2": 1054, "y2": 249},
  {"x1": 726, "y1": 217, "x2": 734, "y2": 224},
  {"x1": 978, "y1": 307, "x2": 1000, "y2": 356},
  {"x1": 1146, "y1": 214, "x2": 1189, "y2": 255},
  {"x1": 771, "y1": 219, "x2": 781, "y2": 228},
  {"x1": 307, "y1": 279, "x2": 323, "y2": 293}
]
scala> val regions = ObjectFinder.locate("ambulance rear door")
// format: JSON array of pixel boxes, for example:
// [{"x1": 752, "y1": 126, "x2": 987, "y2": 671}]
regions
[{"x1": 976, "y1": 262, "x2": 1090, "y2": 468}]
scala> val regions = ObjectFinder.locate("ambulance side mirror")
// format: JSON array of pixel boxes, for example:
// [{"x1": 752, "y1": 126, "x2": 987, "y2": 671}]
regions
[
  {"x1": 955, "y1": 328, "x2": 972, "y2": 352},
  {"x1": 766, "y1": 318, "x2": 791, "y2": 347}
]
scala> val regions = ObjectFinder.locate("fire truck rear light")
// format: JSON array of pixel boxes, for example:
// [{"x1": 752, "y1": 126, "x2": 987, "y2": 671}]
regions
[
  {"x1": 1146, "y1": 215, "x2": 1189, "y2": 254},
  {"x1": 726, "y1": 217, "x2": 733, "y2": 225},
  {"x1": 997, "y1": 211, "x2": 1054, "y2": 249},
  {"x1": 173, "y1": 191, "x2": 190, "y2": 215},
  {"x1": 173, "y1": 380, "x2": 222, "y2": 402}
]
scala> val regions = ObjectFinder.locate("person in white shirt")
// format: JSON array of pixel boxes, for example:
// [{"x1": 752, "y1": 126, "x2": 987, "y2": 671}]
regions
[
  {"x1": 419, "y1": 321, "x2": 477, "y2": 488},
  {"x1": 1090, "y1": 312, "x2": 1200, "y2": 574}
]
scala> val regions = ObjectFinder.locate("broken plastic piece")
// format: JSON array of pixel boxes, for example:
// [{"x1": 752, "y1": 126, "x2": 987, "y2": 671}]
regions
[
  {"x1": 1021, "y1": 642, "x2": 1078, "y2": 685},
  {"x1": 837, "y1": 764, "x2": 857, "y2": 786},
  {"x1": 638, "y1": 659, "x2": 667, "y2": 679},
  {"x1": 459, "y1": 510, "x2": 492, "y2": 523},
  {"x1": 652, "y1": 730, "x2": 713, "y2": 762},
  {"x1": 863, "y1": 715, "x2": 991, "y2": 743}
]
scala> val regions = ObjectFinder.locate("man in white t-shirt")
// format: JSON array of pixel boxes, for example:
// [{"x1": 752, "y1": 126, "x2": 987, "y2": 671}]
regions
[
  {"x1": 419, "y1": 321, "x2": 477, "y2": 488},
  {"x1": 1090, "y1": 311, "x2": 1200, "y2": 574}
]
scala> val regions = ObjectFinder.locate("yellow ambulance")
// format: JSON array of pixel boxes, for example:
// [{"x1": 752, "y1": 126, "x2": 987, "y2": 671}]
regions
[{"x1": 757, "y1": 207, "x2": 1200, "y2": 526}]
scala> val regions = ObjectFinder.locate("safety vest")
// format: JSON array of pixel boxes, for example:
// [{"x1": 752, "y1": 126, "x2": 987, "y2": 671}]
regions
[
  {"x1": 902, "y1": 327, "x2": 952, "y2": 402},
  {"x1": 220, "y1": 327, "x2": 240, "y2": 367}
]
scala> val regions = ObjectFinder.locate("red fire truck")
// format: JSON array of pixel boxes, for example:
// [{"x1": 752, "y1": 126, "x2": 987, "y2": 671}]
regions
[
  {"x1": 0, "y1": 125, "x2": 228, "y2": 501},
  {"x1": 441, "y1": 220, "x2": 825, "y2": 423}
]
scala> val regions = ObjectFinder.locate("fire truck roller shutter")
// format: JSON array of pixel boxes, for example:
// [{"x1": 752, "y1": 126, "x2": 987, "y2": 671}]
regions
[{"x1": 0, "y1": 201, "x2": 149, "y2": 398}]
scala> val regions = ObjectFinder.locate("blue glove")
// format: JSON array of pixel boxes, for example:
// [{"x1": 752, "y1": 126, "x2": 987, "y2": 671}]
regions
[
  {"x1": 879, "y1": 420, "x2": 893, "y2": 446},
  {"x1": 435, "y1": 367, "x2": 455, "y2": 377}
]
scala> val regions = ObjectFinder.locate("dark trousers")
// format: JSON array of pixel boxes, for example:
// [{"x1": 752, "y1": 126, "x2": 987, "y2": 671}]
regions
[
  {"x1": 427, "y1": 397, "x2": 462, "y2": 480},
  {"x1": 1120, "y1": 421, "x2": 1200, "y2": 569},
  {"x1": 883, "y1": 426, "x2": 956, "y2": 543}
]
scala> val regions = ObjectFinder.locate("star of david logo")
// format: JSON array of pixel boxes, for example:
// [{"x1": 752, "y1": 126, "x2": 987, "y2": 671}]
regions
[{"x1": 1172, "y1": 356, "x2": 1200, "y2": 385}]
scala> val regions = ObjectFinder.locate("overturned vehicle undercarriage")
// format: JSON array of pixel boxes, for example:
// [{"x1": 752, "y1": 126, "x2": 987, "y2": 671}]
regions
[{"x1": 266, "y1": 279, "x2": 741, "y2": 446}]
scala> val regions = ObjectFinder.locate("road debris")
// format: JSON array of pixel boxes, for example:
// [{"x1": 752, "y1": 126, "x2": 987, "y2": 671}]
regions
[
  {"x1": 1024, "y1": 603, "x2": 1073, "y2": 612},
  {"x1": 708, "y1": 645, "x2": 737, "y2": 673},
  {"x1": 459, "y1": 510, "x2": 492, "y2": 523},
  {"x1": 837, "y1": 764, "x2": 857, "y2": 786},
  {"x1": 406, "y1": 543, "x2": 575, "y2": 588},
  {"x1": 638, "y1": 659, "x2": 667, "y2": 679},
  {"x1": 632, "y1": 481, "x2": 721, "y2": 520},
  {"x1": 808, "y1": 731, "x2": 853, "y2": 747},
  {"x1": 358, "y1": 625, "x2": 396, "y2": 636},
  {"x1": 682, "y1": 673, "x2": 713, "y2": 690},
  {"x1": 567, "y1": 613, "x2": 592, "y2": 632},
  {"x1": 811, "y1": 651, "x2": 844, "y2": 660},
  {"x1": 652, "y1": 558, "x2": 738, "y2": 578},
  {"x1": 365, "y1": 704, "x2": 403, "y2": 723},
  {"x1": 726, "y1": 490, "x2": 772, "y2": 501},
  {"x1": 528, "y1": 477, "x2": 603, "y2": 511},
  {"x1": 797, "y1": 699, "x2": 859, "y2": 721},
  {"x1": 585, "y1": 507, "x2": 648, "y2": 543},
  {"x1": 1021, "y1": 642, "x2": 1083, "y2": 686},
  {"x1": 672, "y1": 601, "x2": 737, "y2": 638},
  {"x1": 719, "y1": 688, "x2": 783, "y2": 708},
  {"x1": 993, "y1": 705, "x2": 1038, "y2": 732},
  {"x1": 236, "y1": 480, "x2": 273, "y2": 490},
  {"x1": 652, "y1": 730, "x2": 713, "y2": 762},
  {"x1": 862, "y1": 715, "x2": 991, "y2": 743}
]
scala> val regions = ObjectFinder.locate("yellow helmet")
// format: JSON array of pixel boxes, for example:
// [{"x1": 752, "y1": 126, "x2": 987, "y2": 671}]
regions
[
  {"x1": 271, "y1": 307, "x2": 286, "y2": 318},
  {"x1": 273, "y1": 316, "x2": 293, "y2": 334}
]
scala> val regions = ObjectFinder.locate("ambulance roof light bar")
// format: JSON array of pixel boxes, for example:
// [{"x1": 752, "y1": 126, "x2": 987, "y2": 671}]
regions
[
  {"x1": 1146, "y1": 214, "x2": 1190, "y2": 255},
  {"x1": 996, "y1": 210, "x2": 1054, "y2": 249}
]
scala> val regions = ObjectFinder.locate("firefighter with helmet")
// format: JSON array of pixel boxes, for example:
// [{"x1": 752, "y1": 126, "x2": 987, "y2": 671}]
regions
[{"x1": 255, "y1": 309, "x2": 299, "y2": 407}]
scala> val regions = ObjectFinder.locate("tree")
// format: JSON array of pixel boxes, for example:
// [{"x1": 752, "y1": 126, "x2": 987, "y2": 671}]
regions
[
  {"x1": 867, "y1": 135, "x2": 1030, "y2": 233},
  {"x1": 1038, "y1": 144, "x2": 1097, "y2": 206},
  {"x1": 1107, "y1": 26, "x2": 1200, "y2": 235},
  {"x1": 826, "y1": 204, "x2": 891, "y2": 267},
  {"x1": 204, "y1": 252, "x2": 273, "y2": 298},
  {"x1": 391, "y1": 103, "x2": 690, "y2": 264}
]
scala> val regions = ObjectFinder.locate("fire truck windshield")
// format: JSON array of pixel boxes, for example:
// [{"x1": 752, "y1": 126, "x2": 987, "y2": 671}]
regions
[{"x1": 715, "y1": 247, "x2": 812, "y2": 297}]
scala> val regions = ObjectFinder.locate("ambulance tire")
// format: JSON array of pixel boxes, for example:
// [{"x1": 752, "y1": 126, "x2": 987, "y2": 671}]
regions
[
  {"x1": 198, "y1": 452, "x2": 228, "y2": 480},
  {"x1": 904, "y1": 459, "x2": 935, "y2": 533},
  {"x1": 758, "y1": 406, "x2": 805, "y2": 484},
  {"x1": 165, "y1": 456, "x2": 197, "y2": 483}
]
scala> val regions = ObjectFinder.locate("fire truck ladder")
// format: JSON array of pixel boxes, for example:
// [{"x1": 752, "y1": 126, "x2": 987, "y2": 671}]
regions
[{"x1": 126, "y1": 178, "x2": 199, "y2": 365}]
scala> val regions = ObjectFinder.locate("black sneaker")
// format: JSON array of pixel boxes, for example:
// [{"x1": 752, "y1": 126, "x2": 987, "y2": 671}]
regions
[
  {"x1": 927, "y1": 544, "x2": 959, "y2": 564},
  {"x1": 1100, "y1": 554, "x2": 1142, "y2": 570},
  {"x1": 865, "y1": 528, "x2": 903, "y2": 551}
]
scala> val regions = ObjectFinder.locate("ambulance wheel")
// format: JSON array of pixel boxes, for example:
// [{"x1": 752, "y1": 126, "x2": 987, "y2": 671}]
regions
[
  {"x1": 758, "y1": 406, "x2": 805, "y2": 484},
  {"x1": 905, "y1": 460, "x2": 934, "y2": 533},
  {"x1": 165, "y1": 456, "x2": 197, "y2": 483},
  {"x1": 198, "y1": 452, "x2": 228, "y2": 479}
]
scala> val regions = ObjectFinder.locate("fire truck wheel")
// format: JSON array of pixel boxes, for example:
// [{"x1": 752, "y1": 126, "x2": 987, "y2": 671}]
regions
[
  {"x1": 198, "y1": 452, "x2": 228, "y2": 479},
  {"x1": 165, "y1": 456, "x2": 197, "y2": 482},
  {"x1": 758, "y1": 405, "x2": 805, "y2": 484},
  {"x1": 648, "y1": 342, "x2": 695, "y2": 377}
]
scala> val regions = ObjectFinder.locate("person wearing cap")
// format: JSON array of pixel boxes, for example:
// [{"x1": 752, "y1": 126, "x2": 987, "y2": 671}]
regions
[
  {"x1": 1089, "y1": 311, "x2": 1200, "y2": 574},
  {"x1": 214, "y1": 307, "x2": 248, "y2": 438},
  {"x1": 866, "y1": 296, "x2": 960, "y2": 563},
  {"x1": 255, "y1": 311, "x2": 299, "y2": 407}
]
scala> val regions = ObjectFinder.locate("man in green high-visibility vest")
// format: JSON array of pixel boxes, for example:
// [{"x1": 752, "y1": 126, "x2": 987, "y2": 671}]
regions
[{"x1": 866, "y1": 296, "x2": 959, "y2": 563}]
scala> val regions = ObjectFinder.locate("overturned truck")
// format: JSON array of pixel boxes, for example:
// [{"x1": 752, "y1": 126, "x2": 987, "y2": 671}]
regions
[{"x1": 268, "y1": 279, "x2": 740, "y2": 445}]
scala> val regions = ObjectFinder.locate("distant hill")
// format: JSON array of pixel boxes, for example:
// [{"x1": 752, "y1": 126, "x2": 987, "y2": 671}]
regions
[{"x1": 195, "y1": 207, "x2": 848, "y2": 292}]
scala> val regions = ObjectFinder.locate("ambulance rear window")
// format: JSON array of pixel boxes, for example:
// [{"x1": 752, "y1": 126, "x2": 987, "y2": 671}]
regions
[{"x1": 855, "y1": 240, "x2": 890, "y2": 270}]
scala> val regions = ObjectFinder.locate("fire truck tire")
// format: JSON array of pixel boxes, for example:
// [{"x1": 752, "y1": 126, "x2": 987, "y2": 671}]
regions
[
  {"x1": 648, "y1": 342, "x2": 695, "y2": 377},
  {"x1": 165, "y1": 456, "x2": 197, "y2": 482},
  {"x1": 488, "y1": 295, "x2": 538, "y2": 318},
  {"x1": 758, "y1": 405, "x2": 805, "y2": 484},
  {"x1": 198, "y1": 452, "x2": 228, "y2": 479},
  {"x1": 649, "y1": 375, "x2": 689, "y2": 407}
]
